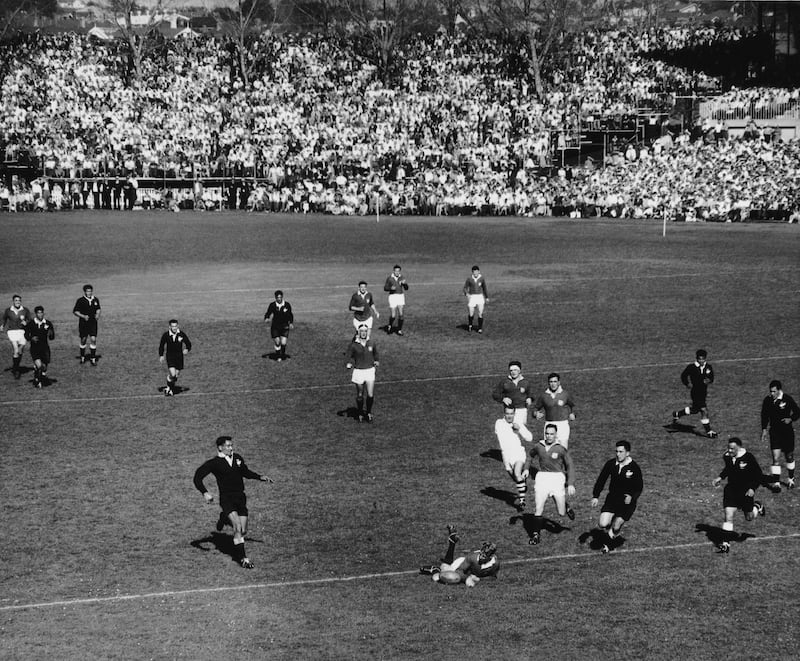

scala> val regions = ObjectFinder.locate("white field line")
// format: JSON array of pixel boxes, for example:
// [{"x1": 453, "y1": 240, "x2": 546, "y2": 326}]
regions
[
  {"x1": 67, "y1": 268, "x2": 800, "y2": 298},
  {"x1": 0, "y1": 354, "x2": 797, "y2": 407},
  {"x1": 2, "y1": 533, "x2": 798, "y2": 613}
]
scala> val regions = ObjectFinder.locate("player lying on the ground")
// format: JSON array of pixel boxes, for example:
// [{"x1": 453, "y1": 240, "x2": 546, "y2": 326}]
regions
[{"x1": 419, "y1": 525, "x2": 498, "y2": 587}]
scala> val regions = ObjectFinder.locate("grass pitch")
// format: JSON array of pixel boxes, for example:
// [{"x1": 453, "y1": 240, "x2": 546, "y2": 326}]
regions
[{"x1": 0, "y1": 212, "x2": 798, "y2": 660}]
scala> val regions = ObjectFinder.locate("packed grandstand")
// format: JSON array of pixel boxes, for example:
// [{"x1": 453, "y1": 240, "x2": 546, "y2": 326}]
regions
[{"x1": 0, "y1": 11, "x2": 798, "y2": 221}]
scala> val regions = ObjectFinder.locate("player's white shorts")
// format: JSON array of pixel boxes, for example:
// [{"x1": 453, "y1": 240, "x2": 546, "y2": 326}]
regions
[
  {"x1": 352, "y1": 316, "x2": 374, "y2": 331},
  {"x1": 545, "y1": 420, "x2": 570, "y2": 448},
  {"x1": 534, "y1": 471, "x2": 566, "y2": 508},
  {"x1": 351, "y1": 367, "x2": 376, "y2": 385},
  {"x1": 467, "y1": 294, "x2": 485, "y2": 312},
  {"x1": 501, "y1": 444, "x2": 526, "y2": 472},
  {"x1": 388, "y1": 293, "x2": 405, "y2": 309},
  {"x1": 7, "y1": 330, "x2": 26, "y2": 346}
]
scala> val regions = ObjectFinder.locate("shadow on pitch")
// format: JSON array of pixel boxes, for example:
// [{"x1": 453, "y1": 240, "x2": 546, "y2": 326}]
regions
[
  {"x1": 694, "y1": 522, "x2": 755, "y2": 547},
  {"x1": 157, "y1": 385, "x2": 190, "y2": 395},
  {"x1": 663, "y1": 421, "x2": 707, "y2": 437},
  {"x1": 336, "y1": 406, "x2": 363, "y2": 421},
  {"x1": 190, "y1": 532, "x2": 264, "y2": 564},
  {"x1": 510, "y1": 513, "x2": 572, "y2": 540},
  {"x1": 4, "y1": 365, "x2": 33, "y2": 375},
  {"x1": 481, "y1": 486, "x2": 517, "y2": 509},
  {"x1": 480, "y1": 448, "x2": 502, "y2": 462},
  {"x1": 577, "y1": 529, "x2": 626, "y2": 551},
  {"x1": 262, "y1": 352, "x2": 291, "y2": 361}
]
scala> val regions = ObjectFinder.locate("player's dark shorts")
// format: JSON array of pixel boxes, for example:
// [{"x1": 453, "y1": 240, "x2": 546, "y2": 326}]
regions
[
  {"x1": 220, "y1": 491, "x2": 248, "y2": 517},
  {"x1": 690, "y1": 390, "x2": 708, "y2": 410},
  {"x1": 78, "y1": 318, "x2": 98, "y2": 337},
  {"x1": 601, "y1": 494, "x2": 637, "y2": 521},
  {"x1": 769, "y1": 428, "x2": 795, "y2": 454},
  {"x1": 722, "y1": 485, "x2": 755, "y2": 513},
  {"x1": 165, "y1": 353, "x2": 185, "y2": 370},
  {"x1": 270, "y1": 325, "x2": 290, "y2": 339},
  {"x1": 29, "y1": 344, "x2": 51, "y2": 364}
]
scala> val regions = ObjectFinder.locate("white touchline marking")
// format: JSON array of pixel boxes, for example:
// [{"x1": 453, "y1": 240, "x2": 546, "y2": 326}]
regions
[
  {"x1": 0, "y1": 355, "x2": 797, "y2": 407},
  {"x1": 2, "y1": 533, "x2": 798, "y2": 612},
  {"x1": 65, "y1": 267, "x2": 800, "y2": 298}
]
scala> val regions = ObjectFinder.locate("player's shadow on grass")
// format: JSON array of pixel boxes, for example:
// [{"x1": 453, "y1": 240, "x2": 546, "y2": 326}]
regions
[
  {"x1": 480, "y1": 486, "x2": 517, "y2": 509},
  {"x1": 510, "y1": 513, "x2": 572, "y2": 539},
  {"x1": 694, "y1": 522, "x2": 755, "y2": 547},
  {"x1": 29, "y1": 377, "x2": 58, "y2": 387},
  {"x1": 577, "y1": 529, "x2": 626, "y2": 551},
  {"x1": 480, "y1": 449, "x2": 502, "y2": 462},
  {"x1": 336, "y1": 406, "x2": 364, "y2": 421},
  {"x1": 190, "y1": 532, "x2": 264, "y2": 565},
  {"x1": 262, "y1": 352, "x2": 291, "y2": 361},
  {"x1": 663, "y1": 422, "x2": 706, "y2": 437},
  {"x1": 4, "y1": 365, "x2": 33, "y2": 376},
  {"x1": 158, "y1": 385, "x2": 190, "y2": 395}
]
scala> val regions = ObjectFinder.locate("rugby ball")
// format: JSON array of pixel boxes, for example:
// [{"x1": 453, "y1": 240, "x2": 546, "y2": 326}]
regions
[{"x1": 437, "y1": 570, "x2": 462, "y2": 585}]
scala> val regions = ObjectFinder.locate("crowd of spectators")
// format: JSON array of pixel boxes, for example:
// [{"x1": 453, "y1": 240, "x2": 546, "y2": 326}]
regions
[{"x1": 1, "y1": 25, "x2": 798, "y2": 220}]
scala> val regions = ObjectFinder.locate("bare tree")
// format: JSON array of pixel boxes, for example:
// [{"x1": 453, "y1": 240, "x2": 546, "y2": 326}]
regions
[
  {"x1": 106, "y1": 0, "x2": 171, "y2": 85},
  {"x1": 0, "y1": 0, "x2": 58, "y2": 41},
  {"x1": 436, "y1": 0, "x2": 463, "y2": 35},
  {"x1": 340, "y1": 0, "x2": 437, "y2": 84},
  {"x1": 473, "y1": 0, "x2": 589, "y2": 98},
  {"x1": 216, "y1": 0, "x2": 278, "y2": 90}
]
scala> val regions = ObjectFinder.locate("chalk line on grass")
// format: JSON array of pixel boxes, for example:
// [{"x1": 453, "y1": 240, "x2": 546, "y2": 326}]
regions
[
  {"x1": 2, "y1": 533, "x2": 798, "y2": 612},
  {"x1": 0, "y1": 354, "x2": 797, "y2": 407}
]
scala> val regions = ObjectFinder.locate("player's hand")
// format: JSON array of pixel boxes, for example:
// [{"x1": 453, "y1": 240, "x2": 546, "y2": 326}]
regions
[
  {"x1": 159, "y1": 356, "x2": 165, "y2": 363},
  {"x1": 465, "y1": 575, "x2": 478, "y2": 588},
  {"x1": 590, "y1": 497, "x2": 598, "y2": 507},
  {"x1": 745, "y1": 488, "x2": 755, "y2": 498},
  {"x1": 503, "y1": 397, "x2": 512, "y2": 406},
  {"x1": 511, "y1": 422, "x2": 519, "y2": 431},
  {"x1": 288, "y1": 323, "x2": 294, "y2": 330},
  {"x1": 203, "y1": 492, "x2": 213, "y2": 503},
  {"x1": 761, "y1": 429, "x2": 769, "y2": 441},
  {"x1": 521, "y1": 469, "x2": 529, "y2": 481},
  {"x1": 346, "y1": 363, "x2": 352, "y2": 369},
  {"x1": 623, "y1": 494, "x2": 632, "y2": 504},
  {"x1": 373, "y1": 361, "x2": 379, "y2": 368},
  {"x1": 567, "y1": 485, "x2": 576, "y2": 497},
  {"x1": 260, "y1": 475, "x2": 273, "y2": 483},
  {"x1": 712, "y1": 477, "x2": 722, "y2": 487},
  {"x1": 568, "y1": 413, "x2": 576, "y2": 421},
  {"x1": 183, "y1": 348, "x2": 188, "y2": 354},
  {"x1": 374, "y1": 310, "x2": 380, "y2": 319},
  {"x1": 781, "y1": 418, "x2": 792, "y2": 425}
]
